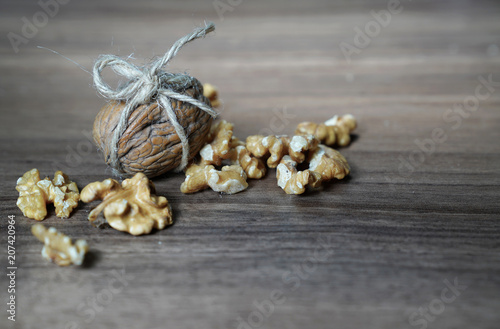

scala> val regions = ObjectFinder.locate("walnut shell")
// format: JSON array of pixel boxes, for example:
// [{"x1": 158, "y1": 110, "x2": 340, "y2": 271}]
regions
[{"x1": 93, "y1": 80, "x2": 212, "y2": 178}]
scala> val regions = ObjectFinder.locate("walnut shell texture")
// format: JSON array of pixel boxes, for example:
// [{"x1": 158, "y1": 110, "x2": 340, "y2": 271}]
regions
[{"x1": 93, "y1": 80, "x2": 212, "y2": 178}]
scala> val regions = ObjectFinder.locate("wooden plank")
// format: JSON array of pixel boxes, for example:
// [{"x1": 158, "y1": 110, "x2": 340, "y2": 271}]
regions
[{"x1": 1, "y1": 0, "x2": 499, "y2": 328}]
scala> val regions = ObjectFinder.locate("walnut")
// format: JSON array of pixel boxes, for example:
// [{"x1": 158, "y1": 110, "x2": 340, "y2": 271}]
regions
[
  {"x1": 181, "y1": 162, "x2": 248, "y2": 194},
  {"x1": 308, "y1": 144, "x2": 350, "y2": 181},
  {"x1": 199, "y1": 120, "x2": 234, "y2": 166},
  {"x1": 80, "y1": 173, "x2": 173, "y2": 236},
  {"x1": 31, "y1": 224, "x2": 88, "y2": 266},
  {"x1": 295, "y1": 114, "x2": 357, "y2": 147},
  {"x1": 16, "y1": 169, "x2": 79, "y2": 221},
  {"x1": 276, "y1": 156, "x2": 322, "y2": 195},
  {"x1": 203, "y1": 83, "x2": 220, "y2": 107},
  {"x1": 93, "y1": 77, "x2": 213, "y2": 178}
]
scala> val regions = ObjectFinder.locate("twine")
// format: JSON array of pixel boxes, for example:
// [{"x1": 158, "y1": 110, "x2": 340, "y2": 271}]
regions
[{"x1": 92, "y1": 22, "x2": 218, "y2": 174}]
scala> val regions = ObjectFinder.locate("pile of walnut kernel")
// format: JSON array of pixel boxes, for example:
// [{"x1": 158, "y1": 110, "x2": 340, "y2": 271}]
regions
[
  {"x1": 15, "y1": 84, "x2": 357, "y2": 265},
  {"x1": 180, "y1": 114, "x2": 355, "y2": 195},
  {"x1": 181, "y1": 85, "x2": 356, "y2": 195}
]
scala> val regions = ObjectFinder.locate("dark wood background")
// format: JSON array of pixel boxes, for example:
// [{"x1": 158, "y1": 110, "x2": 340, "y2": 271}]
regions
[{"x1": 1, "y1": 0, "x2": 499, "y2": 328}]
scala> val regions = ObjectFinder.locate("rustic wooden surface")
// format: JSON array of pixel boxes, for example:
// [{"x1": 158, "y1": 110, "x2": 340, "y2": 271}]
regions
[{"x1": 1, "y1": 0, "x2": 499, "y2": 328}]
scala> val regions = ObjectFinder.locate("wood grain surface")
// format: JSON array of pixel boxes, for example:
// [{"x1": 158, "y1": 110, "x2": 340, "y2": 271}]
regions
[{"x1": 1, "y1": 1, "x2": 499, "y2": 328}]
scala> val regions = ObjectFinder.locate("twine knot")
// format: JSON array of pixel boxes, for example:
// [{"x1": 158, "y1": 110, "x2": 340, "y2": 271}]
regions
[
  {"x1": 139, "y1": 72, "x2": 160, "y2": 102},
  {"x1": 92, "y1": 22, "x2": 218, "y2": 175}
]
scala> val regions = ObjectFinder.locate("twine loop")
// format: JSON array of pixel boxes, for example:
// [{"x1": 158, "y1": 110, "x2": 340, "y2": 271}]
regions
[{"x1": 92, "y1": 22, "x2": 218, "y2": 174}]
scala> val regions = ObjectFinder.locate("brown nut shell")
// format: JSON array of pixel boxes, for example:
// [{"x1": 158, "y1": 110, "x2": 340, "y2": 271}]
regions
[{"x1": 93, "y1": 81, "x2": 213, "y2": 178}]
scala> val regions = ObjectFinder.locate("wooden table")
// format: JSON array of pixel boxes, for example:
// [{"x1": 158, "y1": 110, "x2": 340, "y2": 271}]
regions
[{"x1": 1, "y1": 1, "x2": 499, "y2": 328}]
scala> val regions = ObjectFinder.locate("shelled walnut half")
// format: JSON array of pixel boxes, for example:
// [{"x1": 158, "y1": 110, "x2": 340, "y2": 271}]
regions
[
  {"x1": 16, "y1": 169, "x2": 79, "y2": 221},
  {"x1": 80, "y1": 173, "x2": 173, "y2": 236}
]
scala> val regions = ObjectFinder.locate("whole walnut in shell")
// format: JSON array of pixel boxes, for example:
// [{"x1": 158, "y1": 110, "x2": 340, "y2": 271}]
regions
[{"x1": 93, "y1": 79, "x2": 213, "y2": 178}]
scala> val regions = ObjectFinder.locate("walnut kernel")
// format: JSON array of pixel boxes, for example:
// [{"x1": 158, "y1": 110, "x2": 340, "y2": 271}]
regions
[
  {"x1": 295, "y1": 114, "x2": 357, "y2": 147},
  {"x1": 203, "y1": 83, "x2": 220, "y2": 107},
  {"x1": 308, "y1": 144, "x2": 350, "y2": 181},
  {"x1": 276, "y1": 156, "x2": 322, "y2": 195},
  {"x1": 181, "y1": 162, "x2": 248, "y2": 194},
  {"x1": 80, "y1": 173, "x2": 173, "y2": 235},
  {"x1": 31, "y1": 224, "x2": 88, "y2": 266},
  {"x1": 16, "y1": 169, "x2": 79, "y2": 221}
]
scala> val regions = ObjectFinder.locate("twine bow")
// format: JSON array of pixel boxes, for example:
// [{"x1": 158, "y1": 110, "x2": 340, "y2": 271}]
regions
[{"x1": 92, "y1": 22, "x2": 218, "y2": 174}]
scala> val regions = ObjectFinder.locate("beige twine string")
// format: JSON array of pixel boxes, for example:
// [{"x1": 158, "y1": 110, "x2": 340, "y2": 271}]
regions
[{"x1": 92, "y1": 22, "x2": 218, "y2": 174}]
